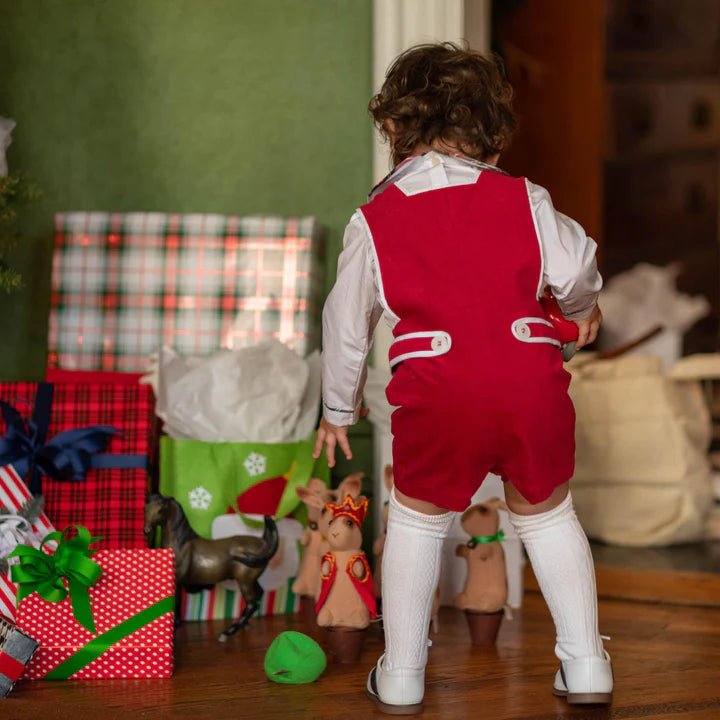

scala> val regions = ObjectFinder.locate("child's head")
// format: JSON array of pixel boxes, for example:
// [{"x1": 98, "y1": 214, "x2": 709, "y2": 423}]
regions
[{"x1": 369, "y1": 42, "x2": 516, "y2": 166}]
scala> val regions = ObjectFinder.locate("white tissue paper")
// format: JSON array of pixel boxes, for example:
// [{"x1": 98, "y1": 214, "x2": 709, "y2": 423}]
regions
[
  {"x1": 598, "y1": 263, "x2": 710, "y2": 368},
  {"x1": 0, "y1": 116, "x2": 16, "y2": 176},
  {"x1": 155, "y1": 340, "x2": 321, "y2": 442}
]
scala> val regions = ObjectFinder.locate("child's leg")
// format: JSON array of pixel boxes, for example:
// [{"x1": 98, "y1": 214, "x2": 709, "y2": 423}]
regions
[
  {"x1": 367, "y1": 487, "x2": 454, "y2": 711},
  {"x1": 506, "y1": 481, "x2": 611, "y2": 703}
]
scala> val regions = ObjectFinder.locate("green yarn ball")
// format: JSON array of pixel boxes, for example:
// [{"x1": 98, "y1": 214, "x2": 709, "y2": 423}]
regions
[{"x1": 264, "y1": 631, "x2": 327, "y2": 684}]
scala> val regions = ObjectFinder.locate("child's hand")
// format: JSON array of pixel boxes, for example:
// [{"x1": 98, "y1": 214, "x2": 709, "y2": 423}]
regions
[
  {"x1": 313, "y1": 417, "x2": 353, "y2": 468},
  {"x1": 574, "y1": 304, "x2": 603, "y2": 350}
]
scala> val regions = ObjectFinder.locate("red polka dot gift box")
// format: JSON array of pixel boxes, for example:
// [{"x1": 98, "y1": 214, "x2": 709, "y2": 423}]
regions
[{"x1": 12, "y1": 535, "x2": 175, "y2": 680}]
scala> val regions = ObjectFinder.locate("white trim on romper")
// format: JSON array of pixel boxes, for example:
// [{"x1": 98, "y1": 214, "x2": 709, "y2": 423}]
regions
[
  {"x1": 357, "y1": 208, "x2": 401, "y2": 326},
  {"x1": 389, "y1": 331, "x2": 453, "y2": 367},
  {"x1": 511, "y1": 317, "x2": 562, "y2": 347},
  {"x1": 524, "y1": 177, "x2": 545, "y2": 301}
]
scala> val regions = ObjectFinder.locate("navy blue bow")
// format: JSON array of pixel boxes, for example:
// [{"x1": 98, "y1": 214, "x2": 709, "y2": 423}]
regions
[{"x1": 0, "y1": 398, "x2": 121, "y2": 494}]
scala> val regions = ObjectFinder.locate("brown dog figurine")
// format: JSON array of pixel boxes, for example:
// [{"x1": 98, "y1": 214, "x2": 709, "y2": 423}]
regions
[{"x1": 454, "y1": 497, "x2": 508, "y2": 644}]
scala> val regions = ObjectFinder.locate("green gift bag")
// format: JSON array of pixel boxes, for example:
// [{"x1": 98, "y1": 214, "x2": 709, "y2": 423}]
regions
[{"x1": 159, "y1": 435, "x2": 330, "y2": 537}]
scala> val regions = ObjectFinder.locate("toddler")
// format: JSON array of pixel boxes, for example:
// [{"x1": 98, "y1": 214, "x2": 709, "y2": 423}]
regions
[{"x1": 314, "y1": 42, "x2": 609, "y2": 715}]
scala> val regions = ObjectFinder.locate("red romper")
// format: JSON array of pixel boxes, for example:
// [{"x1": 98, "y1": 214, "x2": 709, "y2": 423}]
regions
[{"x1": 359, "y1": 170, "x2": 576, "y2": 511}]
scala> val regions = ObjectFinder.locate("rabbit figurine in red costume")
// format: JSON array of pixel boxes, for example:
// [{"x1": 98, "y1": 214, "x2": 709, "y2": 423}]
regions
[{"x1": 316, "y1": 495, "x2": 377, "y2": 630}]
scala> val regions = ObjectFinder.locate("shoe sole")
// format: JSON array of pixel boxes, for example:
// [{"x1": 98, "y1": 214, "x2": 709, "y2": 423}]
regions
[
  {"x1": 365, "y1": 688, "x2": 424, "y2": 715},
  {"x1": 553, "y1": 687, "x2": 613, "y2": 705}
]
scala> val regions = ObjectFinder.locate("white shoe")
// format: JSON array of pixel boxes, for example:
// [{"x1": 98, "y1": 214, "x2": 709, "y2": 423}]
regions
[
  {"x1": 552, "y1": 650, "x2": 613, "y2": 704},
  {"x1": 366, "y1": 655, "x2": 425, "y2": 715}
]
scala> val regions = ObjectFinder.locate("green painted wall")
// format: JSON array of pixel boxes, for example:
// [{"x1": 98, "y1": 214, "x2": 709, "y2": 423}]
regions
[{"x1": 0, "y1": 0, "x2": 373, "y2": 380}]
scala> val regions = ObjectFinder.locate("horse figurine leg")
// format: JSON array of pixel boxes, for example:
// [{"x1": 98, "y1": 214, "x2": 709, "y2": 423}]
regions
[{"x1": 218, "y1": 581, "x2": 264, "y2": 642}]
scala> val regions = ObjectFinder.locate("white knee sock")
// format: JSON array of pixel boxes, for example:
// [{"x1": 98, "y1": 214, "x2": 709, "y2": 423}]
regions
[
  {"x1": 508, "y1": 493, "x2": 604, "y2": 662},
  {"x1": 382, "y1": 489, "x2": 454, "y2": 671}
]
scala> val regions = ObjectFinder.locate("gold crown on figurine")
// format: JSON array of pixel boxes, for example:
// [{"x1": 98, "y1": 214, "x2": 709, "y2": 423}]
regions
[{"x1": 326, "y1": 494, "x2": 369, "y2": 527}]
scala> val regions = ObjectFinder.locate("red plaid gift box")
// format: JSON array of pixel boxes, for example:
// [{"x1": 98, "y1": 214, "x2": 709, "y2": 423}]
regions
[
  {"x1": 0, "y1": 466, "x2": 56, "y2": 620},
  {"x1": 0, "y1": 371, "x2": 154, "y2": 549},
  {"x1": 48, "y1": 213, "x2": 325, "y2": 372},
  {"x1": 16, "y1": 547, "x2": 174, "y2": 679}
]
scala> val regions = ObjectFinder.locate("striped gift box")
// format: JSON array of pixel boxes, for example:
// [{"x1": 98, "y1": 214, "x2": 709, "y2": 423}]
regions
[
  {"x1": 48, "y1": 213, "x2": 325, "y2": 372},
  {"x1": 180, "y1": 578, "x2": 300, "y2": 621},
  {"x1": 0, "y1": 466, "x2": 56, "y2": 620}
]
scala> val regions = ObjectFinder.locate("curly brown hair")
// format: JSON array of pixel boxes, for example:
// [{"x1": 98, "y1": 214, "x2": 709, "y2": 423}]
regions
[{"x1": 369, "y1": 42, "x2": 516, "y2": 166}]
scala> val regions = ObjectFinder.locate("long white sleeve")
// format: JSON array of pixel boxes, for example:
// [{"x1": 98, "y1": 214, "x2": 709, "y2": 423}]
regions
[
  {"x1": 321, "y1": 212, "x2": 384, "y2": 426},
  {"x1": 526, "y1": 179, "x2": 603, "y2": 320}
]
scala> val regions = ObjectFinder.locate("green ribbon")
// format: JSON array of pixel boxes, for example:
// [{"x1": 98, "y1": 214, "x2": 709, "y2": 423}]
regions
[
  {"x1": 8, "y1": 525, "x2": 102, "y2": 634},
  {"x1": 43, "y1": 595, "x2": 175, "y2": 679},
  {"x1": 468, "y1": 529, "x2": 505, "y2": 548}
]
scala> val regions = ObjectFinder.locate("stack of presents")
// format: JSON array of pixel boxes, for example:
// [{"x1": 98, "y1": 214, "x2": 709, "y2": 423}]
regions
[{"x1": 0, "y1": 212, "x2": 328, "y2": 694}]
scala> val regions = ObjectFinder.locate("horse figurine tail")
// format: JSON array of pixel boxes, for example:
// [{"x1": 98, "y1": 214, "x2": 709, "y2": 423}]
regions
[{"x1": 231, "y1": 515, "x2": 279, "y2": 568}]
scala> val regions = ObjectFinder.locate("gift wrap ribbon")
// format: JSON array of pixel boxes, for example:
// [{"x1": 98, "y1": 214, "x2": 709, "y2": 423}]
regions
[
  {"x1": 0, "y1": 649, "x2": 26, "y2": 682},
  {"x1": 0, "y1": 383, "x2": 147, "y2": 495},
  {"x1": 9, "y1": 525, "x2": 173, "y2": 679},
  {"x1": 0, "y1": 514, "x2": 36, "y2": 557},
  {"x1": 9, "y1": 525, "x2": 103, "y2": 633}
]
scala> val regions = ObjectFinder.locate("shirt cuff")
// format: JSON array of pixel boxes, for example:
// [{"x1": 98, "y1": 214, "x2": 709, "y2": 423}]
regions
[
  {"x1": 558, "y1": 301, "x2": 597, "y2": 321},
  {"x1": 323, "y1": 403, "x2": 359, "y2": 427}
]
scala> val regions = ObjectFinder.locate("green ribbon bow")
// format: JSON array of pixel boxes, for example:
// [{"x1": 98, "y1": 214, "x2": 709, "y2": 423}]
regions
[
  {"x1": 468, "y1": 529, "x2": 505, "y2": 548},
  {"x1": 8, "y1": 525, "x2": 102, "y2": 634}
]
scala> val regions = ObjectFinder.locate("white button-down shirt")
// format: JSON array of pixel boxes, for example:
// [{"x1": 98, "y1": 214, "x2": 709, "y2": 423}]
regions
[{"x1": 322, "y1": 152, "x2": 602, "y2": 426}]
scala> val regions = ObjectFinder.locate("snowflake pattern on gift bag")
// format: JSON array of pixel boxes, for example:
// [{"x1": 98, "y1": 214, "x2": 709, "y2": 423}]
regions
[
  {"x1": 188, "y1": 486, "x2": 213, "y2": 511},
  {"x1": 243, "y1": 452, "x2": 266, "y2": 477}
]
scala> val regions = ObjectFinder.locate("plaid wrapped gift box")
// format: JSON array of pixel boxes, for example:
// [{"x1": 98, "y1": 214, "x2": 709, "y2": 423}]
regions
[
  {"x1": 15, "y1": 547, "x2": 175, "y2": 679},
  {"x1": 0, "y1": 466, "x2": 57, "y2": 620},
  {"x1": 0, "y1": 372, "x2": 155, "y2": 549},
  {"x1": 48, "y1": 212, "x2": 325, "y2": 372}
]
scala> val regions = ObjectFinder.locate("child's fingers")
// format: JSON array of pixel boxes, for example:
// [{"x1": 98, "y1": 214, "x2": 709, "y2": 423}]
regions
[
  {"x1": 587, "y1": 321, "x2": 600, "y2": 346},
  {"x1": 575, "y1": 323, "x2": 590, "y2": 350},
  {"x1": 325, "y1": 434, "x2": 337, "y2": 468},
  {"x1": 337, "y1": 433, "x2": 353, "y2": 461},
  {"x1": 313, "y1": 427, "x2": 326, "y2": 459}
]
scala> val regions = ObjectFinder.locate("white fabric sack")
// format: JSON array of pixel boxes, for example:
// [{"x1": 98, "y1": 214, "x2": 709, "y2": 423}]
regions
[
  {"x1": 598, "y1": 263, "x2": 709, "y2": 368},
  {"x1": 569, "y1": 354, "x2": 714, "y2": 546},
  {"x1": 156, "y1": 340, "x2": 321, "y2": 443}
]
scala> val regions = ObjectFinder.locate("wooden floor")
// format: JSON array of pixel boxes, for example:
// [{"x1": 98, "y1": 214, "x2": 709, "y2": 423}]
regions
[{"x1": 7, "y1": 589, "x2": 720, "y2": 720}]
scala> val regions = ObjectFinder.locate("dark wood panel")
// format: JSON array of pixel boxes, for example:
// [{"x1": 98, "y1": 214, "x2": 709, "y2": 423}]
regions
[
  {"x1": 6, "y1": 593, "x2": 720, "y2": 719},
  {"x1": 604, "y1": 153, "x2": 718, "y2": 251},
  {"x1": 495, "y1": 0, "x2": 606, "y2": 242},
  {"x1": 608, "y1": 81, "x2": 720, "y2": 158},
  {"x1": 603, "y1": 153, "x2": 720, "y2": 353},
  {"x1": 606, "y1": 0, "x2": 720, "y2": 77}
]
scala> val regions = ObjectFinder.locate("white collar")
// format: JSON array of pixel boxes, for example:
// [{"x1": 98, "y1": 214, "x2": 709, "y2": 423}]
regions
[{"x1": 368, "y1": 151, "x2": 507, "y2": 200}]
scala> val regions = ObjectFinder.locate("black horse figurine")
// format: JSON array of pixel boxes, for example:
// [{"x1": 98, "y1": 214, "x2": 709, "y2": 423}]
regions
[{"x1": 144, "y1": 493, "x2": 279, "y2": 641}]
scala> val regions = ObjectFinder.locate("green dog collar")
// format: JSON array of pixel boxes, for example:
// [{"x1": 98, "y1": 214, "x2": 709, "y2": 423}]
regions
[{"x1": 467, "y1": 529, "x2": 505, "y2": 548}]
